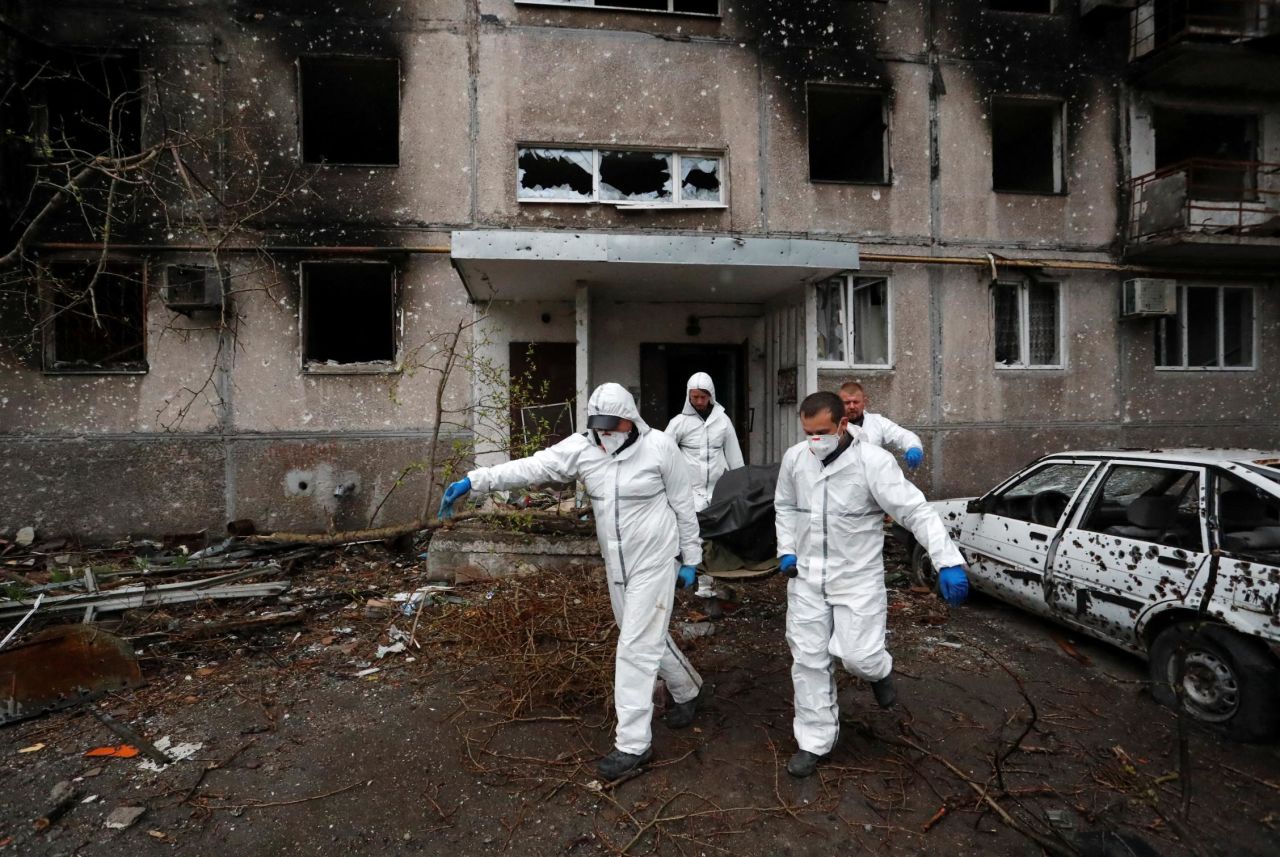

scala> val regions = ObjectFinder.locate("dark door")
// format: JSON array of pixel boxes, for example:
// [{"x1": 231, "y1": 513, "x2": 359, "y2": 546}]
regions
[
  {"x1": 639, "y1": 342, "x2": 749, "y2": 463},
  {"x1": 509, "y1": 342, "x2": 576, "y2": 455}
]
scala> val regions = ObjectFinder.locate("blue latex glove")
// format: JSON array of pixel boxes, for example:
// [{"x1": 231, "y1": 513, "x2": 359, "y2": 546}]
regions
[
  {"x1": 937, "y1": 565, "x2": 969, "y2": 607},
  {"x1": 676, "y1": 565, "x2": 697, "y2": 589},
  {"x1": 778, "y1": 554, "x2": 798, "y2": 579},
  {"x1": 437, "y1": 476, "x2": 472, "y2": 520},
  {"x1": 904, "y1": 447, "x2": 924, "y2": 471}
]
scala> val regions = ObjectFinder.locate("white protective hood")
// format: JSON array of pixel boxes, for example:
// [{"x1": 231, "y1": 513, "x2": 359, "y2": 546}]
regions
[
  {"x1": 681, "y1": 372, "x2": 726, "y2": 418},
  {"x1": 588, "y1": 382, "x2": 650, "y2": 434}
]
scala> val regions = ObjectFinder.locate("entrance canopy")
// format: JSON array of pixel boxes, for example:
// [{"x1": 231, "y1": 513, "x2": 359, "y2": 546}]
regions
[{"x1": 450, "y1": 230, "x2": 860, "y2": 302}]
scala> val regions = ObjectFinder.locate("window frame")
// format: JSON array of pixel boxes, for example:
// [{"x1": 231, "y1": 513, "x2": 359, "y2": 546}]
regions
[
  {"x1": 993, "y1": 277, "x2": 1066, "y2": 370},
  {"x1": 299, "y1": 259, "x2": 402, "y2": 375},
  {"x1": 514, "y1": 145, "x2": 728, "y2": 209},
  {"x1": 513, "y1": 1, "x2": 721, "y2": 17},
  {"x1": 1155, "y1": 283, "x2": 1257, "y2": 372},
  {"x1": 990, "y1": 95, "x2": 1066, "y2": 196},
  {"x1": 814, "y1": 272, "x2": 895, "y2": 370},
  {"x1": 805, "y1": 82, "x2": 892, "y2": 186},
  {"x1": 40, "y1": 258, "x2": 149, "y2": 375},
  {"x1": 1075, "y1": 461, "x2": 1209, "y2": 554},
  {"x1": 296, "y1": 54, "x2": 402, "y2": 168}
]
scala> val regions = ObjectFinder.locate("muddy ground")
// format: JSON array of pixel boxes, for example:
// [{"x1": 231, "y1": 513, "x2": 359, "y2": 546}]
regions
[{"x1": 2, "y1": 542, "x2": 1278, "y2": 856}]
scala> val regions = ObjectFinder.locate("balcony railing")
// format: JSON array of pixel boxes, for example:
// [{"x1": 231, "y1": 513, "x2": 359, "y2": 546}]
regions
[
  {"x1": 1131, "y1": 0, "x2": 1280, "y2": 58},
  {"x1": 1128, "y1": 158, "x2": 1280, "y2": 241}
]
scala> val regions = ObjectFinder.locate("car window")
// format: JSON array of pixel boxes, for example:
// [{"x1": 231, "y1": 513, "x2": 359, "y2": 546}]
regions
[
  {"x1": 1215, "y1": 472, "x2": 1280, "y2": 562},
  {"x1": 1080, "y1": 465, "x2": 1204, "y2": 551},
  {"x1": 989, "y1": 463, "x2": 1093, "y2": 526}
]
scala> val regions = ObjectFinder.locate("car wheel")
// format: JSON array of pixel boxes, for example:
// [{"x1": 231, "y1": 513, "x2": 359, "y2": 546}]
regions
[
  {"x1": 910, "y1": 542, "x2": 939, "y2": 590},
  {"x1": 1148, "y1": 622, "x2": 1280, "y2": 742}
]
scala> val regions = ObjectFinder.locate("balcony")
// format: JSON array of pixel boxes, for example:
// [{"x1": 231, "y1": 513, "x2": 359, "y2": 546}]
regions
[
  {"x1": 1129, "y1": 1, "x2": 1280, "y2": 91},
  {"x1": 1126, "y1": 159, "x2": 1280, "y2": 263}
]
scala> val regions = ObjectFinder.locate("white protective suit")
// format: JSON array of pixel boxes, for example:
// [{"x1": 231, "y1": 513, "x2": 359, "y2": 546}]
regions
[
  {"x1": 855, "y1": 412, "x2": 922, "y2": 454},
  {"x1": 664, "y1": 372, "x2": 745, "y2": 512},
  {"x1": 467, "y1": 383, "x2": 703, "y2": 756},
  {"x1": 775, "y1": 428, "x2": 963, "y2": 756}
]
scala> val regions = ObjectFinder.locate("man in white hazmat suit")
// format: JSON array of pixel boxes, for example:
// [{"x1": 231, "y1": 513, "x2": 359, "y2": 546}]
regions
[
  {"x1": 665, "y1": 372, "x2": 745, "y2": 511},
  {"x1": 775, "y1": 391, "x2": 970, "y2": 778},
  {"x1": 664, "y1": 372, "x2": 745, "y2": 597},
  {"x1": 437, "y1": 382, "x2": 708, "y2": 780},
  {"x1": 839, "y1": 381, "x2": 926, "y2": 472}
]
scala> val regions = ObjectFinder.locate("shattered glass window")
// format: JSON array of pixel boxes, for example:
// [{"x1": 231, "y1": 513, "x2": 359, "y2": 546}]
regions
[
  {"x1": 1158, "y1": 285, "x2": 1255, "y2": 369},
  {"x1": 815, "y1": 278, "x2": 846, "y2": 363},
  {"x1": 517, "y1": 148, "x2": 594, "y2": 201},
  {"x1": 850, "y1": 277, "x2": 889, "y2": 366},
  {"x1": 46, "y1": 262, "x2": 147, "y2": 373},
  {"x1": 599, "y1": 150, "x2": 673, "y2": 203},
  {"x1": 680, "y1": 156, "x2": 721, "y2": 202},
  {"x1": 993, "y1": 284, "x2": 1021, "y2": 366}
]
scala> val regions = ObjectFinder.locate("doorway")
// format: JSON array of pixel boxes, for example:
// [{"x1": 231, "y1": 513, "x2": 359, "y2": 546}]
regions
[
  {"x1": 509, "y1": 342, "x2": 576, "y2": 454},
  {"x1": 639, "y1": 342, "x2": 749, "y2": 462}
]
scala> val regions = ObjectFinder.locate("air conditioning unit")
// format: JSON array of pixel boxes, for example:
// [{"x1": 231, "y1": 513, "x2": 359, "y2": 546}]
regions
[
  {"x1": 164, "y1": 265, "x2": 228, "y2": 314},
  {"x1": 1080, "y1": 0, "x2": 1137, "y2": 17},
  {"x1": 1121, "y1": 278, "x2": 1177, "y2": 318}
]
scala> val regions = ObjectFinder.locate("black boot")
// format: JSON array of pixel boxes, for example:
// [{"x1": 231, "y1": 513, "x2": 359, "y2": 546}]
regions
[
  {"x1": 786, "y1": 750, "x2": 828, "y2": 778},
  {"x1": 597, "y1": 747, "x2": 653, "y2": 780},
  {"x1": 663, "y1": 683, "x2": 710, "y2": 729},
  {"x1": 871, "y1": 673, "x2": 898, "y2": 709}
]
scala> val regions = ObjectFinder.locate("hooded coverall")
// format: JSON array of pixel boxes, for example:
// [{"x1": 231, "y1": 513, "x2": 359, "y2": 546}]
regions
[
  {"x1": 775, "y1": 428, "x2": 964, "y2": 756},
  {"x1": 855, "y1": 412, "x2": 922, "y2": 455},
  {"x1": 664, "y1": 372, "x2": 745, "y2": 512},
  {"x1": 467, "y1": 383, "x2": 703, "y2": 756}
]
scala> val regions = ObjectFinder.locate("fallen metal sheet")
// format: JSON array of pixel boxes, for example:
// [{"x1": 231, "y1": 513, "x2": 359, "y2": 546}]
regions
[
  {"x1": 1, "y1": 626, "x2": 144, "y2": 726},
  {"x1": 0, "y1": 566, "x2": 289, "y2": 620}
]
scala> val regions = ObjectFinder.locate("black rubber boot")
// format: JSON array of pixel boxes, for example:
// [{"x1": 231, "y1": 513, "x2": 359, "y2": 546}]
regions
[
  {"x1": 663, "y1": 683, "x2": 710, "y2": 729},
  {"x1": 786, "y1": 750, "x2": 829, "y2": 778},
  {"x1": 871, "y1": 674, "x2": 898, "y2": 709},
  {"x1": 596, "y1": 747, "x2": 653, "y2": 780}
]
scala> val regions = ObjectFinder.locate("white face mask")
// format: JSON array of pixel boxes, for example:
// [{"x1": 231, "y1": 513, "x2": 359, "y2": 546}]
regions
[
  {"x1": 807, "y1": 430, "x2": 842, "y2": 458},
  {"x1": 597, "y1": 431, "x2": 628, "y2": 455}
]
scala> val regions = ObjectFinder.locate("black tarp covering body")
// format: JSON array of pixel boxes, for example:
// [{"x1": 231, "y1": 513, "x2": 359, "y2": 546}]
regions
[{"x1": 696, "y1": 463, "x2": 781, "y2": 562}]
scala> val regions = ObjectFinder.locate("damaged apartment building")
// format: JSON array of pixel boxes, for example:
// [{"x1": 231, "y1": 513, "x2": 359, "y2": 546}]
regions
[{"x1": 0, "y1": 0, "x2": 1277, "y2": 538}]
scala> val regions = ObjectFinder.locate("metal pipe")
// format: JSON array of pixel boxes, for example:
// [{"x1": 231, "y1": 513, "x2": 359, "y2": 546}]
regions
[
  {"x1": 33, "y1": 242, "x2": 452, "y2": 254},
  {"x1": 858, "y1": 252, "x2": 1135, "y2": 272}
]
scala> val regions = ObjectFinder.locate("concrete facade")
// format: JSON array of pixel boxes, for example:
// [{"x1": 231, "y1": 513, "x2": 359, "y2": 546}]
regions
[{"x1": 1, "y1": 1, "x2": 1278, "y2": 539}]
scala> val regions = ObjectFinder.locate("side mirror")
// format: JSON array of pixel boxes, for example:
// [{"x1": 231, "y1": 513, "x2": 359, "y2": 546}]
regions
[{"x1": 966, "y1": 497, "x2": 990, "y2": 515}]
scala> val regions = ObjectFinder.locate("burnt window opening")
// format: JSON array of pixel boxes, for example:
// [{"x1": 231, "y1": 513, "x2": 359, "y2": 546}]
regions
[
  {"x1": 299, "y1": 57, "x2": 399, "y2": 166},
  {"x1": 518, "y1": 148, "x2": 594, "y2": 201},
  {"x1": 600, "y1": 150, "x2": 673, "y2": 202},
  {"x1": 44, "y1": 261, "x2": 147, "y2": 373},
  {"x1": 991, "y1": 99, "x2": 1063, "y2": 194},
  {"x1": 516, "y1": 147, "x2": 722, "y2": 206},
  {"x1": 32, "y1": 50, "x2": 143, "y2": 158},
  {"x1": 988, "y1": 0, "x2": 1055, "y2": 13},
  {"x1": 518, "y1": 1, "x2": 720, "y2": 14},
  {"x1": 806, "y1": 85, "x2": 889, "y2": 185},
  {"x1": 1152, "y1": 108, "x2": 1258, "y2": 201},
  {"x1": 301, "y1": 262, "x2": 397, "y2": 370}
]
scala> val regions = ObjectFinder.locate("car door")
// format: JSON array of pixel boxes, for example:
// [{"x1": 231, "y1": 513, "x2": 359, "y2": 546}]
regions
[
  {"x1": 1205, "y1": 468, "x2": 1280, "y2": 640},
  {"x1": 1050, "y1": 462, "x2": 1210, "y2": 651},
  {"x1": 963, "y1": 460, "x2": 1100, "y2": 615}
]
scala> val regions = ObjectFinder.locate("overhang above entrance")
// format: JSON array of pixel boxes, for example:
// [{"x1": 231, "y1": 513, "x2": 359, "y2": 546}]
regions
[{"x1": 450, "y1": 230, "x2": 859, "y2": 302}]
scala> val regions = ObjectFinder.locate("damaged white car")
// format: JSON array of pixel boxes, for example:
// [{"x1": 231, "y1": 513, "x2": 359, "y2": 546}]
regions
[{"x1": 901, "y1": 449, "x2": 1280, "y2": 741}]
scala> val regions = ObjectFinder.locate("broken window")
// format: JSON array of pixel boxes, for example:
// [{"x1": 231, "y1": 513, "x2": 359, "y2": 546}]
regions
[
  {"x1": 815, "y1": 275, "x2": 892, "y2": 367},
  {"x1": 299, "y1": 56, "x2": 399, "y2": 166},
  {"x1": 32, "y1": 50, "x2": 143, "y2": 158},
  {"x1": 988, "y1": 462, "x2": 1094, "y2": 525},
  {"x1": 43, "y1": 261, "x2": 147, "y2": 373},
  {"x1": 1152, "y1": 108, "x2": 1257, "y2": 201},
  {"x1": 991, "y1": 98, "x2": 1063, "y2": 194},
  {"x1": 600, "y1": 150, "x2": 673, "y2": 203},
  {"x1": 1156, "y1": 284, "x2": 1254, "y2": 369},
  {"x1": 994, "y1": 279, "x2": 1061, "y2": 368},
  {"x1": 1080, "y1": 466, "x2": 1203, "y2": 551},
  {"x1": 301, "y1": 261, "x2": 397, "y2": 370},
  {"x1": 807, "y1": 84, "x2": 889, "y2": 184},
  {"x1": 515, "y1": 1, "x2": 720, "y2": 14},
  {"x1": 988, "y1": 0, "x2": 1055, "y2": 13},
  {"x1": 517, "y1": 147, "x2": 722, "y2": 206}
]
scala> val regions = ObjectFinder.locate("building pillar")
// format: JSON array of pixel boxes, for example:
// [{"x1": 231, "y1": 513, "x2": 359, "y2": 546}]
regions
[{"x1": 575, "y1": 282, "x2": 591, "y2": 433}]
